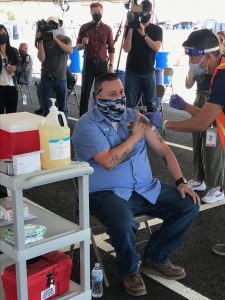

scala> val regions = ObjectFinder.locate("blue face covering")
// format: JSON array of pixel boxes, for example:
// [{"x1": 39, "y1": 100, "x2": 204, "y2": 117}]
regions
[{"x1": 97, "y1": 96, "x2": 126, "y2": 121}]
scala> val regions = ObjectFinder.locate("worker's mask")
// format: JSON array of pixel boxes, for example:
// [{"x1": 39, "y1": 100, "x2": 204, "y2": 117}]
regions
[
  {"x1": 97, "y1": 96, "x2": 126, "y2": 121},
  {"x1": 189, "y1": 55, "x2": 209, "y2": 76}
]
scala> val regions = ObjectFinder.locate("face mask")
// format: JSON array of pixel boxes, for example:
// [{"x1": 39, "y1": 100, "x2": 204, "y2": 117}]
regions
[
  {"x1": 19, "y1": 49, "x2": 26, "y2": 56},
  {"x1": 0, "y1": 34, "x2": 8, "y2": 45},
  {"x1": 141, "y1": 13, "x2": 151, "y2": 24},
  {"x1": 97, "y1": 96, "x2": 126, "y2": 121},
  {"x1": 92, "y1": 13, "x2": 102, "y2": 23},
  {"x1": 51, "y1": 29, "x2": 57, "y2": 34},
  {"x1": 189, "y1": 55, "x2": 208, "y2": 76}
]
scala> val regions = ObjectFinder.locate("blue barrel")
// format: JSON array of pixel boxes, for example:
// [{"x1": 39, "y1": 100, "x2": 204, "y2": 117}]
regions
[
  {"x1": 155, "y1": 68, "x2": 164, "y2": 85},
  {"x1": 115, "y1": 70, "x2": 125, "y2": 87},
  {"x1": 69, "y1": 47, "x2": 81, "y2": 73},
  {"x1": 164, "y1": 75, "x2": 170, "y2": 84},
  {"x1": 155, "y1": 51, "x2": 170, "y2": 69}
]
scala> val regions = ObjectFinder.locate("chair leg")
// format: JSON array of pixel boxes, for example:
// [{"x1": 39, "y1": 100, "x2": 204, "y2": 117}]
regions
[
  {"x1": 69, "y1": 244, "x2": 75, "y2": 259},
  {"x1": 74, "y1": 89, "x2": 80, "y2": 110},
  {"x1": 27, "y1": 85, "x2": 33, "y2": 103},
  {"x1": 160, "y1": 103, "x2": 166, "y2": 135},
  {"x1": 91, "y1": 232, "x2": 110, "y2": 287},
  {"x1": 144, "y1": 220, "x2": 152, "y2": 235},
  {"x1": 18, "y1": 85, "x2": 23, "y2": 100}
]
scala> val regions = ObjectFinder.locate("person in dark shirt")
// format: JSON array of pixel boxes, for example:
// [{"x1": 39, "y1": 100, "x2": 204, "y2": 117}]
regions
[
  {"x1": 0, "y1": 24, "x2": 20, "y2": 198},
  {"x1": 76, "y1": 2, "x2": 115, "y2": 116},
  {"x1": 36, "y1": 16, "x2": 72, "y2": 117},
  {"x1": 0, "y1": 24, "x2": 19, "y2": 114},
  {"x1": 123, "y1": 0, "x2": 162, "y2": 112}
]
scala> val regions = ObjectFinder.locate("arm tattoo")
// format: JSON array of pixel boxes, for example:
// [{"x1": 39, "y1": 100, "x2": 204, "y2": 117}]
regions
[
  {"x1": 139, "y1": 115, "x2": 150, "y2": 126},
  {"x1": 111, "y1": 149, "x2": 130, "y2": 167},
  {"x1": 162, "y1": 155, "x2": 168, "y2": 166}
]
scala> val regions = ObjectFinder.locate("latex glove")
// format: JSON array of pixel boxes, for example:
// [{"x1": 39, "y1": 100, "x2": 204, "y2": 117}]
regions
[
  {"x1": 170, "y1": 94, "x2": 187, "y2": 110},
  {"x1": 144, "y1": 112, "x2": 163, "y2": 129}
]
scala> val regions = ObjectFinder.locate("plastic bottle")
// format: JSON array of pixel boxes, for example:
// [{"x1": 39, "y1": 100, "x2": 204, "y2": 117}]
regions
[
  {"x1": 22, "y1": 94, "x2": 27, "y2": 105},
  {"x1": 39, "y1": 98, "x2": 71, "y2": 169},
  {"x1": 91, "y1": 263, "x2": 103, "y2": 298}
]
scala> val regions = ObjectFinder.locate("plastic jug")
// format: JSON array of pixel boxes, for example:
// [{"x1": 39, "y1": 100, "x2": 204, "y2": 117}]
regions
[{"x1": 39, "y1": 98, "x2": 71, "y2": 169}]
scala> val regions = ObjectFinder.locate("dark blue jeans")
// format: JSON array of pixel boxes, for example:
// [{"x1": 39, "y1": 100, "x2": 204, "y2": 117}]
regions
[
  {"x1": 41, "y1": 76, "x2": 67, "y2": 117},
  {"x1": 90, "y1": 182, "x2": 199, "y2": 278},
  {"x1": 80, "y1": 61, "x2": 108, "y2": 116},
  {"x1": 125, "y1": 70, "x2": 156, "y2": 112}
]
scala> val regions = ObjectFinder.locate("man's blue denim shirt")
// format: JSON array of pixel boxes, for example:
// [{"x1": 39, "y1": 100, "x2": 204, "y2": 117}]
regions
[{"x1": 72, "y1": 105, "x2": 161, "y2": 204}]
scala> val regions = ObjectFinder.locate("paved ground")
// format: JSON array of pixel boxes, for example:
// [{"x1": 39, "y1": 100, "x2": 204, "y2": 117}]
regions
[{"x1": 8, "y1": 72, "x2": 225, "y2": 300}]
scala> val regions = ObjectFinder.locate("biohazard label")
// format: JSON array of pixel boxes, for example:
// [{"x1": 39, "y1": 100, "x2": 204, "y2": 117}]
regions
[{"x1": 41, "y1": 285, "x2": 56, "y2": 300}]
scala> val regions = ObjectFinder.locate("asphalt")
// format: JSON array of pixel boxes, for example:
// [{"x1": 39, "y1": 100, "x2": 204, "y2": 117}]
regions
[{"x1": 12, "y1": 79, "x2": 225, "y2": 300}]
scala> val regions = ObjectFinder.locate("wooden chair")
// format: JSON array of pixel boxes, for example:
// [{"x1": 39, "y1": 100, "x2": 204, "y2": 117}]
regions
[{"x1": 156, "y1": 84, "x2": 166, "y2": 112}]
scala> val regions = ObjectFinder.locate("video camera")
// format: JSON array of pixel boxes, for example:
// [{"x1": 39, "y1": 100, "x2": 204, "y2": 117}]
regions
[
  {"x1": 126, "y1": 0, "x2": 152, "y2": 29},
  {"x1": 36, "y1": 19, "x2": 57, "y2": 42}
]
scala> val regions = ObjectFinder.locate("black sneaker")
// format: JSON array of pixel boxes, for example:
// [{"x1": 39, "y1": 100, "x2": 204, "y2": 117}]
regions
[{"x1": 34, "y1": 108, "x2": 43, "y2": 115}]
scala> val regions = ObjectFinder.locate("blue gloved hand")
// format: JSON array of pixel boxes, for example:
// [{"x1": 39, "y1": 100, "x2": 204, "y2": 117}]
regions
[
  {"x1": 144, "y1": 112, "x2": 163, "y2": 129},
  {"x1": 170, "y1": 94, "x2": 187, "y2": 110}
]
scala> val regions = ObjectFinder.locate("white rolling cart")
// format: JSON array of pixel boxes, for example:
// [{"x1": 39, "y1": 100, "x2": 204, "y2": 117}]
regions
[{"x1": 0, "y1": 162, "x2": 93, "y2": 300}]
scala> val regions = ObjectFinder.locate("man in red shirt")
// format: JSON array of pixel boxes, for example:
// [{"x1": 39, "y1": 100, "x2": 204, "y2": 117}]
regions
[{"x1": 76, "y1": 2, "x2": 115, "y2": 116}]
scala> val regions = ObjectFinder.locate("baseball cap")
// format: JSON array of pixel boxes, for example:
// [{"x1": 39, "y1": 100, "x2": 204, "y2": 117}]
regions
[{"x1": 47, "y1": 16, "x2": 59, "y2": 24}]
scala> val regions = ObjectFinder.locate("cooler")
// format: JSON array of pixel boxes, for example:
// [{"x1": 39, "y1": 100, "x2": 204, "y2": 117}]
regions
[
  {"x1": 0, "y1": 112, "x2": 44, "y2": 159},
  {"x1": 69, "y1": 47, "x2": 81, "y2": 73},
  {"x1": 1, "y1": 251, "x2": 72, "y2": 300}
]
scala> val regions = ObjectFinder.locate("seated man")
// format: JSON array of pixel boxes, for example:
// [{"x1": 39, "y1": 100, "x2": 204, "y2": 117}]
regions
[
  {"x1": 72, "y1": 73, "x2": 200, "y2": 297},
  {"x1": 17, "y1": 43, "x2": 33, "y2": 85}
]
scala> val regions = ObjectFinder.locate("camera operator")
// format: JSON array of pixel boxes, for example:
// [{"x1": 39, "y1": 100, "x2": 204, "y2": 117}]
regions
[
  {"x1": 123, "y1": 0, "x2": 162, "y2": 112},
  {"x1": 76, "y1": 2, "x2": 115, "y2": 117},
  {"x1": 36, "y1": 16, "x2": 72, "y2": 116},
  {"x1": 17, "y1": 43, "x2": 33, "y2": 86}
]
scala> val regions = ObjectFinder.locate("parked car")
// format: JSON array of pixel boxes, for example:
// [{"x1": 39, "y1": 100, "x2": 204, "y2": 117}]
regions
[{"x1": 173, "y1": 21, "x2": 193, "y2": 30}]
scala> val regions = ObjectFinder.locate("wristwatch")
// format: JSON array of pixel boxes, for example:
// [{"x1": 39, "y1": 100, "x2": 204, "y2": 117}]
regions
[{"x1": 175, "y1": 177, "x2": 187, "y2": 186}]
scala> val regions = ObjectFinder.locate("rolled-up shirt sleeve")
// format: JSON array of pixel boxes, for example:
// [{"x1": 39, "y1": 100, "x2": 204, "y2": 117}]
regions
[
  {"x1": 107, "y1": 28, "x2": 115, "y2": 54},
  {"x1": 72, "y1": 118, "x2": 110, "y2": 162}
]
